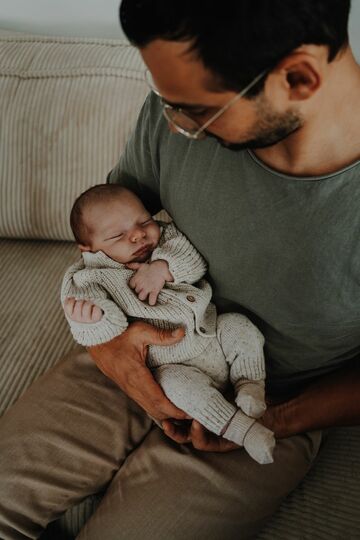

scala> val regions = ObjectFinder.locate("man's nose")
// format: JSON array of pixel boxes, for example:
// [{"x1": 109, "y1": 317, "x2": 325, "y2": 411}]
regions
[{"x1": 130, "y1": 227, "x2": 146, "y2": 243}]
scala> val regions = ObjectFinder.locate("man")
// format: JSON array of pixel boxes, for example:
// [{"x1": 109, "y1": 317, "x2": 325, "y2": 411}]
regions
[{"x1": 0, "y1": 1, "x2": 359, "y2": 539}]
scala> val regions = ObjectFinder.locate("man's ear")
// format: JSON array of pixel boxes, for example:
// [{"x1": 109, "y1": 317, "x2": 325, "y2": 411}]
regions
[
  {"x1": 273, "y1": 50, "x2": 324, "y2": 101},
  {"x1": 78, "y1": 244, "x2": 91, "y2": 252}
]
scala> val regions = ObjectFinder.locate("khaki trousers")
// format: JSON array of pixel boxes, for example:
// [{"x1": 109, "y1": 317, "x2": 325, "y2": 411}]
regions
[{"x1": 0, "y1": 347, "x2": 322, "y2": 540}]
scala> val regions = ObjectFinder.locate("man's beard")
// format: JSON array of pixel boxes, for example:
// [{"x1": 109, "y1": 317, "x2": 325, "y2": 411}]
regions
[{"x1": 210, "y1": 97, "x2": 304, "y2": 151}]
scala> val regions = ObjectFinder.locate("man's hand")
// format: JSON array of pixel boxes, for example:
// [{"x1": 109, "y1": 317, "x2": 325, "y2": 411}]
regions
[
  {"x1": 261, "y1": 399, "x2": 291, "y2": 439},
  {"x1": 87, "y1": 321, "x2": 188, "y2": 422},
  {"x1": 64, "y1": 297, "x2": 103, "y2": 323},
  {"x1": 127, "y1": 260, "x2": 173, "y2": 305},
  {"x1": 162, "y1": 419, "x2": 239, "y2": 452}
]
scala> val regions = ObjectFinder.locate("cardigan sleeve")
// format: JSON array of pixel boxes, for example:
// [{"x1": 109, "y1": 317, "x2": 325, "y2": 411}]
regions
[
  {"x1": 151, "y1": 222, "x2": 207, "y2": 284},
  {"x1": 61, "y1": 262, "x2": 128, "y2": 347}
]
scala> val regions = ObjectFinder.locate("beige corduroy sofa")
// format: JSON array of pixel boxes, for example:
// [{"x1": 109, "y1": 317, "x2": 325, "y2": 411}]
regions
[{"x1": 0, "y1": 30, "x2": 359, "y2": 540}]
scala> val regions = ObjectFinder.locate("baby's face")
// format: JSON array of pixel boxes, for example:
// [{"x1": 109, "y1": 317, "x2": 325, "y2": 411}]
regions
[{"x1": 82, "y1": 193, "x2": 161, "y2": 264}]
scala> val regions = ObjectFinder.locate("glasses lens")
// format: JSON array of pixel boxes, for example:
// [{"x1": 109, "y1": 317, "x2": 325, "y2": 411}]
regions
[{"x1": 163, "y1": 107, "x2": 205, "y2": 139}]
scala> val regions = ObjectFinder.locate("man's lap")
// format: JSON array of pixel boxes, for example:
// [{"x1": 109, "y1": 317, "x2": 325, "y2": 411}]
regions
[{"x1": 0, "y1": 347, "x2": 322, "y2": 540}]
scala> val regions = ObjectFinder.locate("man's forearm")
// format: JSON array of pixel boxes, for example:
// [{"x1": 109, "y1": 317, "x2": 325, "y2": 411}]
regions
[{"x1": 264, "y1": 362, "x2": 360, "y2": 438}]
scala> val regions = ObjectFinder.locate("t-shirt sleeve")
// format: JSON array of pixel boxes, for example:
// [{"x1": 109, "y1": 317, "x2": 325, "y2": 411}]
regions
[{"x1": 107, "y1": 92, "x2": 162, "y2": 216}]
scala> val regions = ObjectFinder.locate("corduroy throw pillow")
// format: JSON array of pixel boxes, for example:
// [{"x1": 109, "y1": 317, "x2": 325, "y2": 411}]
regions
[{"x1": 0, "y1": 30, "x2": 148, "y2": 241}]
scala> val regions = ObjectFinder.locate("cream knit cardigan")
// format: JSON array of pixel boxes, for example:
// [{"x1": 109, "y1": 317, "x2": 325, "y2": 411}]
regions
[{"x1": 61, "y1": 222, "x2": 217, "y2": 365}]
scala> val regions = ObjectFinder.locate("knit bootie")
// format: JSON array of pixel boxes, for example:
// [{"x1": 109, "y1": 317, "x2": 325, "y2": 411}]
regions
[
  {"x1": 223, "y1": 409, "x2": 275, "y2": 464},
  {"x1": 234, "y1": 380, "x2": 266, "y2": 419}
]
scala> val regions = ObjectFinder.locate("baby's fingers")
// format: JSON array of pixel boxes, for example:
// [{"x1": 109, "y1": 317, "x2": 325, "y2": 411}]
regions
[
  {"x1": 91, "y1": 305, "x2": 103, "y2": 322},
  {"x1": 64, "y1": 297, "x2": 76, "y2": 317},
  {"x1": 126, "y1": 262, "x2": 141, "y2": 270},
  {"x1": 67, "y1": 299, "x2": 100, "y2": 323},
  {"x1": 81, "y1": 301, "x2": 103, "y2": 323},
  {"x1": 71, "y1": 299, "x2": 86, "y2": 321},
  {"x1": 138, "y1": 288, "x2": 148, "y2": 302},
  {"x1": 148, "y1": 291, "x2": 158, "y2": 306}
]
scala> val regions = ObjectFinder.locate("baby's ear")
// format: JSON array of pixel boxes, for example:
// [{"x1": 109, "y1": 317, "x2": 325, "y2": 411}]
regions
[{"x1": 78, "y1": 243, "x2": 91, "y2": 252}]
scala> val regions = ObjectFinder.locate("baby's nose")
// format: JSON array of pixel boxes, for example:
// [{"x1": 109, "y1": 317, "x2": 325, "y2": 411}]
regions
[{"x1": 131, "y1": 227, "x2": 146, "y2": 242}]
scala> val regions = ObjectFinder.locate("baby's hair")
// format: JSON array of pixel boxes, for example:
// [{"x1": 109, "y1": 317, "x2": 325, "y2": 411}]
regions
[{"x1": 70, "y1": 183, "x2": 132, "y2": 245}]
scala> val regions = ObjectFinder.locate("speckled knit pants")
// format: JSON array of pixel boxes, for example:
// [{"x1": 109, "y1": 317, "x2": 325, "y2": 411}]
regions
[{"x1": 152, "y1": 312, "x2": 265, "y2": 435}]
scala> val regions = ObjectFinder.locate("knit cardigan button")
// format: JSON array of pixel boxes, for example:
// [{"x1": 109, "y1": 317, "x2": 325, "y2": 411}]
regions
[
  {"x1": 186, "y1": 295, "x2": 196, "y2": 302},
  {"x1": 199, "y1": 326, "x2": 206, "y2": 333}
]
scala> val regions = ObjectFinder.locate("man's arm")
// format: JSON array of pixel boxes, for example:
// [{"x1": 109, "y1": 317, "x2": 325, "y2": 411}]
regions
[{"x1": 262, "y1": 361, "x2": 360, "y2": 438}]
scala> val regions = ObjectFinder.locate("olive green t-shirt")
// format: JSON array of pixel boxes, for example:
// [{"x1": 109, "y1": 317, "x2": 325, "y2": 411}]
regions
[{"x1": 108, "y1": 92, "x2": 360, "y2": 395}]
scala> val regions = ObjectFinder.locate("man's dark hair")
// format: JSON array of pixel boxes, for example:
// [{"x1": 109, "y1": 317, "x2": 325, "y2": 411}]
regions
[
  {"x1": 120, "y1": 0, "x2": 351, "y2": 96},
  {"x1": 70, "y1": 184, "x2": 129, "y2": 245}
]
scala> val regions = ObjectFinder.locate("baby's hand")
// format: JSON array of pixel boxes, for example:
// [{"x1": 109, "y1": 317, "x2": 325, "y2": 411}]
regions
[
  {"x1": 64, "y1": 297, "x2": 103, "y2": 323},
  {"x1": 127, "y1": 260, "x2": 173, "y2": 306}
]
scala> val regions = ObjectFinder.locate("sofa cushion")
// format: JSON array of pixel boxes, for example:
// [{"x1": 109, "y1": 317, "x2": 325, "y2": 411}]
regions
[
  {"x1": 0, "y1": 238, "x2": 78, "y2": 414},
  {"x1": 0, "y1": 31, "x2": 148, "y2": 241}
]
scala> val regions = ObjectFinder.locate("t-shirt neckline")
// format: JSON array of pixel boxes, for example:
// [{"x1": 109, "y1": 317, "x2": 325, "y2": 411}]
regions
[{"x1": 247, "y1": 149, "x2": 360, "y2": 181}]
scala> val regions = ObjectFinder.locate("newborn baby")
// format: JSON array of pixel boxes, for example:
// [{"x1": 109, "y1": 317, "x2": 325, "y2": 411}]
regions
[{"x1": 61, "y1": 183, "x2": 275, "y2": 464}]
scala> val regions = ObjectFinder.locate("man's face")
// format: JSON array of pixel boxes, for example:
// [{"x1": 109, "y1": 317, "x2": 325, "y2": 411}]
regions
[
  {"x1": 83, "y1": 193, "x2": 161, "y2": 264},
  {"x1": 141, "y1": 39, "x2": 303, "y2": 150}
]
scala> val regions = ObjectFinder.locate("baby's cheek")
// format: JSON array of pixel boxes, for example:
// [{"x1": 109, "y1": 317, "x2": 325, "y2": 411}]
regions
[{"x1": 150, "y1": 224, "x2": 161, "y2": 244}]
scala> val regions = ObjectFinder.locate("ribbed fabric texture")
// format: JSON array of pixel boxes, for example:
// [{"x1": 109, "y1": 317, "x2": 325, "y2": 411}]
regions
[
  {"x1": 0, "y1": 30, "x2": 148, "y2": 241},
  {"x1": 0, "y1": 239, "x2": 78, "y2": 415},
  {"x1": 258, "y1": 427, "x2": 360, "y2": 539},
  {"x1": 223, "y1": 410, "x2": 256, "y2": 444}
]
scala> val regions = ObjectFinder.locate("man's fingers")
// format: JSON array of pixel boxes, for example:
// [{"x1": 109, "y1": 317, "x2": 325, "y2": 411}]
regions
[
  {"x1": 125, "y1": 368, "x2": 189, "y2": 420},
  {"x1": 163, "y1": 419, "x2": 240, "y2": 451},
  {"x1": 162, "y1": 419, "x2": 191, "y2": 443},
  {"x1": 189, "y1": 420, "x2": 209, "y2": 449},
  {"x1": 189, "y1": 421, "x2": 239, "y2": 452},
  {"x1": 134, "y1": 323, "x2": 185, "y2": 347}
]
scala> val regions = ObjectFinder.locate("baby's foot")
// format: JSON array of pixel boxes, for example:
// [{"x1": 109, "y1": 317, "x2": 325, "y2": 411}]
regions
[
  {"x1": 223, "y1": 409, "x2": 275, "y2": 465},
  {"x1": 235, "y1": 381, "x2": 266, "y2": 418},
  {"x1": 243, "y1": 421, "x2": 275, "y2": 465}
]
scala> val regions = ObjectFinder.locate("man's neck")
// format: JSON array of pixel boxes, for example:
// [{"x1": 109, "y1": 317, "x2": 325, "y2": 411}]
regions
[{"x1": 254, "y1": 48, "x2": 360, "y2": 177}]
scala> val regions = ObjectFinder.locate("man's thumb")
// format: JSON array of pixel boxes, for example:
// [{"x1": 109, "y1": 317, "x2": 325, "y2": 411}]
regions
[{"x1": 146, "y1": 326, "x2": 185, "y2": 346}]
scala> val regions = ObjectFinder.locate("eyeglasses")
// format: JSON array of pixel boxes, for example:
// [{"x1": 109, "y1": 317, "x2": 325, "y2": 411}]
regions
[{"x1": 144, "y1": 68, "x2": 268, "y2": 140}]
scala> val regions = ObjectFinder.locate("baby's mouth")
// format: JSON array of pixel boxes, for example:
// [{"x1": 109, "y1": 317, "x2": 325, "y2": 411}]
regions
[{"x1": 133, "y1": 244, "x2": 152, "y2": 257}]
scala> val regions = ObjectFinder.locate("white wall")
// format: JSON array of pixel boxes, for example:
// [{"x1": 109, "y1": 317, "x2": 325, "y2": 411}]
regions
[
  {"x1": 349, "y1": 0, "x2": 360, "y2": 60},
  {"x1": 0, "y1": 0, "x2": 125, "y2": 40},
  {"x1": 0, "y1": 0, "x2": 359, "y2": 60}
]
